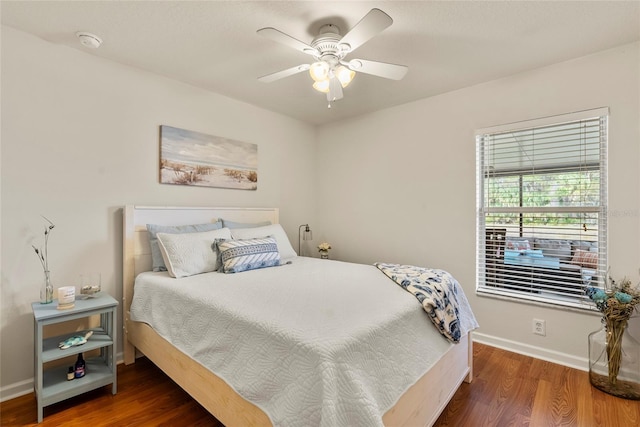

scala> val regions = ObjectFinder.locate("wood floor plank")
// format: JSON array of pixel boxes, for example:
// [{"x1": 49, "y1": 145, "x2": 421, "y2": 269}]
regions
[
  {"x1": 434, "y1": 343, "x2": 640, "y2": 427},
  {"x1": 2, "y1": 343, "x2": 639, "y2": 426},
  {"x1": 0, "y1": 357, "x2": 219, "y2": 427}
]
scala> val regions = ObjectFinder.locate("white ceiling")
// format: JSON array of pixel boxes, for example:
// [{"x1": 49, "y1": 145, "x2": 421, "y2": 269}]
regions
[{"x1": 2, "y1": 1, "x2": 639, "y2": 125}]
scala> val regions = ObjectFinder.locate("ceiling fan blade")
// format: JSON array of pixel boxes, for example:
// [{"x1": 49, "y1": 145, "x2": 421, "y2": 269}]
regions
[
  {"x1": 337, "y1": 8, "x2": 393, "y2": 54},
  {"x1": 347, "y1": 59, "x2": 408, "y2": 80},
  {"x1": 257, "y1": 27, "x2": 319, "y2": 56},
  {"x1": 327, "y1": 76, "x2": 343, "y2": 101},
  {"x1": 258, "y1": 64, "x2": 310, "y2": 83}
]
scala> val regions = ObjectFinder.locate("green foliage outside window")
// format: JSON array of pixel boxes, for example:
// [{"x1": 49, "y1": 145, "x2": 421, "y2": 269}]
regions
[{"x1": 486, "y1": 170, "x2": 600, "y2": 229}]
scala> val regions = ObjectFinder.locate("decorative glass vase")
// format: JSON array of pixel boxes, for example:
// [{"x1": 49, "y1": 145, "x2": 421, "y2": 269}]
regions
[
  {"x1": 588, "y1": 319, "x2": 640, "y2": 400},
  {"x1": 41, "y1": 270, "x2": 54, "y2": 304},
  {"x1": 319, "y1": 250, "x2": 329, "y2": 259}
]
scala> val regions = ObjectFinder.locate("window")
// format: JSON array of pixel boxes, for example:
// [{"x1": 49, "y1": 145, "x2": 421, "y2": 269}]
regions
[{"x1": 476, "y1": 108, "x2": 608, "y2": 309}]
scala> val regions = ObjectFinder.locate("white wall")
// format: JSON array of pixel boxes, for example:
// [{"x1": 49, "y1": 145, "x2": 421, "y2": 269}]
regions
[
  {"x1": 0, "y1": 26, "x2": 317, "y2": 399},
  {"x1": 2, "y1": 22, "x2": 638, "y2": 401},
  {"x1": 316, "y1": 42, "x2": 640, "y2": 368}
]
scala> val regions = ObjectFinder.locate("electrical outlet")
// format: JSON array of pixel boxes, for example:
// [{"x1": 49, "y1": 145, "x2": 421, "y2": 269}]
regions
[{"x1": 533, "y1": 319, "x2": 546, "y2": 336}]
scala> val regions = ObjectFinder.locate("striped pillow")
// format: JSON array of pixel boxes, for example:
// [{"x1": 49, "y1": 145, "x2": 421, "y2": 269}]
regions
[{"x1": 217, "y1": 236, "x2": 281, "y2": 273}]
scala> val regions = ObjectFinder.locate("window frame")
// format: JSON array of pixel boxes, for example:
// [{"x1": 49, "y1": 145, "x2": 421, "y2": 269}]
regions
[{"x1": 476, "y1": 107, "x2": 608, "y2": 310}]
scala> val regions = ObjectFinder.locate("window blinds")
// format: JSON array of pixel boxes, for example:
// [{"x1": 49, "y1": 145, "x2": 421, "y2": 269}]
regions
[{"x1": 476, "y1": 108, "x2": 608, "y2": 309}]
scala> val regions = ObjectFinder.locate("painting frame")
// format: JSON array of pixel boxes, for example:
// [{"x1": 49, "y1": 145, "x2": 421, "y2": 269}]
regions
[{"x1": 159, "y1": 125, "x2": 258, "y2": 190}]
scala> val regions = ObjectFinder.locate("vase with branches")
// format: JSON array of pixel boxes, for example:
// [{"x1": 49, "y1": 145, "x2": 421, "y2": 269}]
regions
[
  {"x1": 32, "y1": 216, "x2": 55, "y2": 304},
  {"x1": 586, "y1": 272, "x2": 640, "y2": 400}
]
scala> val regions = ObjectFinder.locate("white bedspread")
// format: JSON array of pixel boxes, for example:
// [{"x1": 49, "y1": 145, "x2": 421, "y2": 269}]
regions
[{"x1": 130, "y1": 257, "x2": 475, "y2": 426}]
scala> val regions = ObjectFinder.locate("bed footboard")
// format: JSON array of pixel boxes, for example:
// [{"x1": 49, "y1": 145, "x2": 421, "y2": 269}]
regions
[
  {"x1": 127, "y1": 319, "x2": 272, "y2": 426},
  {"x1": 383, "y1": 333, "x2": 472, "y2": 427}
]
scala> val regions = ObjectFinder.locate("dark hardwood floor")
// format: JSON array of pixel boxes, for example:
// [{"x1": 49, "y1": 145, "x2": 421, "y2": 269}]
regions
[
  {"x1": 2, "y1": 343, "x2": 638, "y2": 426},
  {"x1": 434, "y1": 343, "x2": 639, "y2": 426}
]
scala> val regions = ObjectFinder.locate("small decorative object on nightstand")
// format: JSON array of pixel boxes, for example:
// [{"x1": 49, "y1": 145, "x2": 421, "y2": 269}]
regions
[
  {"x1": 79, "y1": 273, "x2": 101, "y2": 298},
  {"x1": 32, "y1": 295, "x2": 118, "y2": 422},
  {"x1": 318, "y1": 242, "x2": 331, "y2": 259},
  {"x1": 57, "y1": 286, "x2": 75, "y2": 310},
  {"x1": 58, "y1": 330, "x2": 93, "y2": 350}
]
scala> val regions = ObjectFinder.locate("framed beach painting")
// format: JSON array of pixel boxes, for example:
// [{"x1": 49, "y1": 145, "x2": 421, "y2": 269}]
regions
[{"x1": 159, "y1": 125, "x2": 258, "y2": 190}]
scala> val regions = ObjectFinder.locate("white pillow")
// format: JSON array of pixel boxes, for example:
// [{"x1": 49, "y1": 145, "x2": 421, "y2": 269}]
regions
[
  {"x1": 157, "y1": 228, "x2": 232, "y2": 278},
  {"x1": 230, "y1": 224, "x2": 297, "y2": 260}
]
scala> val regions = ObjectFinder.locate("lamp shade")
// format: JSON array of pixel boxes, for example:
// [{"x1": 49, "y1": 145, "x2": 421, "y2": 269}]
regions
[
  {"x1": 298, "y1": 224, "x2": 313, "y2": 256},
  {"x1": 312, "y1": 66, "x2": 356, "y2": 93},
  {"x1": 335, "y1": 66, "x2": 355, "y2": 87},
  {"x1": 309, "y1": 62, "x2": 329, "y2": 82},
  {"x1": 312, "y1": 80, "x2": 330, "y2": 93}
]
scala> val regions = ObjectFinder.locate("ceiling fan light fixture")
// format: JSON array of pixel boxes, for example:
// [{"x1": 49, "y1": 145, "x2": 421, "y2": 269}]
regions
[
  {"x1": 312, "y1": 80, "x2": 330, "y2": 93},
  {"x1": 309, "y1": 62, "x2": 329, "y2": 82},
  {"x1": 335, "y1": 66, "x2": 355, "y2": 88},
  {"x1": 312, "y1": 65, "x2": 355, "y2": 93}
]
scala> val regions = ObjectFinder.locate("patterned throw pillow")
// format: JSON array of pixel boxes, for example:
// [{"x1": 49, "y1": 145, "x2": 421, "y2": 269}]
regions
[
  {"x1": 217, "y1": 236, "x2": 281, "y2": 273},
  {"x1": 506, "y1": 239, "x2": 531, "y2": 251},
  {"x1": 571, "y1": 249, "x2": 598, "y2": 269}
]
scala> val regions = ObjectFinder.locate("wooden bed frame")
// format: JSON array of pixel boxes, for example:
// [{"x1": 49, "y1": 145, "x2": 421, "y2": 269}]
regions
[{"x1": 122, "y1": 205, "x2": 473, "y2": 427}]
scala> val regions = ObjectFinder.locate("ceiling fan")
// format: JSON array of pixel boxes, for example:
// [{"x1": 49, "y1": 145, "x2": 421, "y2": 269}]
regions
[{"x1": 257, "y1": 8, "x2": 408, "y2": 106}]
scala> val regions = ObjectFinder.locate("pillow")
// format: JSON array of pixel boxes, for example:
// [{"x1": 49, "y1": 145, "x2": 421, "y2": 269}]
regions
[
  {"x1": 506, "y1": 239, "x2": 531, "y2": 251},
  {"x1": 504, "y1": 249, "x2": 521, "y2": 259},
  {"x1": 523, "y1": 249, "x2": 544, "y2": 258},
  {"x1": 230, "y1": 224, "x2": 297, "y2": 260},
  {"x1": 572, "y1": 240, "x2": 594, "y2": 254},
  {"x1": 571, "y1": 249, "x2": 598, "y2": 269},
  {"x1": 147, "y1": 222, "x2": 223, "y2": 271},
  {"x1": 217, "y1": 237, "x2": 281, "y2": 273},
  {"x1": 156, "y1": 228, "x2": 232, "y2": 278},
  {"x1": 221, "y1": 219, "x2": 272, "y2": 229},
  {"x1": 534, "y1": 239, "x2": 572, "y2": 261}
]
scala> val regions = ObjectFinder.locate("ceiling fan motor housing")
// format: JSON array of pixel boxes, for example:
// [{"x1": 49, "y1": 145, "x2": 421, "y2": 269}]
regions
[{"x1": 311, "y1": 24, "x2": 349, "y2": 62}]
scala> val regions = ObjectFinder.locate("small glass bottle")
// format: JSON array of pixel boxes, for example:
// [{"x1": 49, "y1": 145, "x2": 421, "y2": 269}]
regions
[
  {"x1": 74, "y1": 353, "x2": 86, "y2": 378},
  {"x1": 67, "y1": 366, "x2": 74, "y2": 381}
]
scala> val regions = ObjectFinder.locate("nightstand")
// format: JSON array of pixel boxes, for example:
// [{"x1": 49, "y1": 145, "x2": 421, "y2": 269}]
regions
[{"x1": 32, "y1": 295, "x2": 118, "y2": 423}]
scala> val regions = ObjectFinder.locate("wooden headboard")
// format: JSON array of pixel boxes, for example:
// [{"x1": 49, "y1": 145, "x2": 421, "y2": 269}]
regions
[{"x1": 122, "y1": 205, "x2": 280, "y2": 363}]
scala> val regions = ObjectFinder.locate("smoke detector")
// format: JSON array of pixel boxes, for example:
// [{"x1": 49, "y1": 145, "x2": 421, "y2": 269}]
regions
[{"x1": 76, "y1": 32, "x2": 102, "y2": 49}]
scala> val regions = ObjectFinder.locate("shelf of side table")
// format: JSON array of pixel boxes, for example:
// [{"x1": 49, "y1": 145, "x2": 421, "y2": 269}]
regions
[{"x1": 32, "y1": 295, "x2": 118, "y2": 423}]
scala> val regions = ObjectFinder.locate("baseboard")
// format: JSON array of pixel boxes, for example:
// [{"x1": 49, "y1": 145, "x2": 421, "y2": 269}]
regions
[
  {"x1": 0, "y1": 378, "x2": 33, "y2": 403},
  {"x1": 473, "y1": 332, "x2": 588, "y2": 371},
  {"x1": 0, "y1": 351, "x2": 124, "y2": 403}
]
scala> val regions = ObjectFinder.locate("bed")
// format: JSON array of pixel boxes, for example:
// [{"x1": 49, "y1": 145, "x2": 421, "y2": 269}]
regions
[{"x1": 122, "y1": 205, "x2": 476, "y2": 426}]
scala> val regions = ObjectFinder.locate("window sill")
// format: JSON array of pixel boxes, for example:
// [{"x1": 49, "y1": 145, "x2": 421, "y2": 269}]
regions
[{"x1": 476, "y1": 286, "x2": 602, "y2": 315}]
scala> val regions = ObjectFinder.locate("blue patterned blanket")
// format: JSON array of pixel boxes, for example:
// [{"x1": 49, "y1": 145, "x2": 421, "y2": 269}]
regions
[{"x1": 375, "y1": 263, "x2": 478, "y2": 343}]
